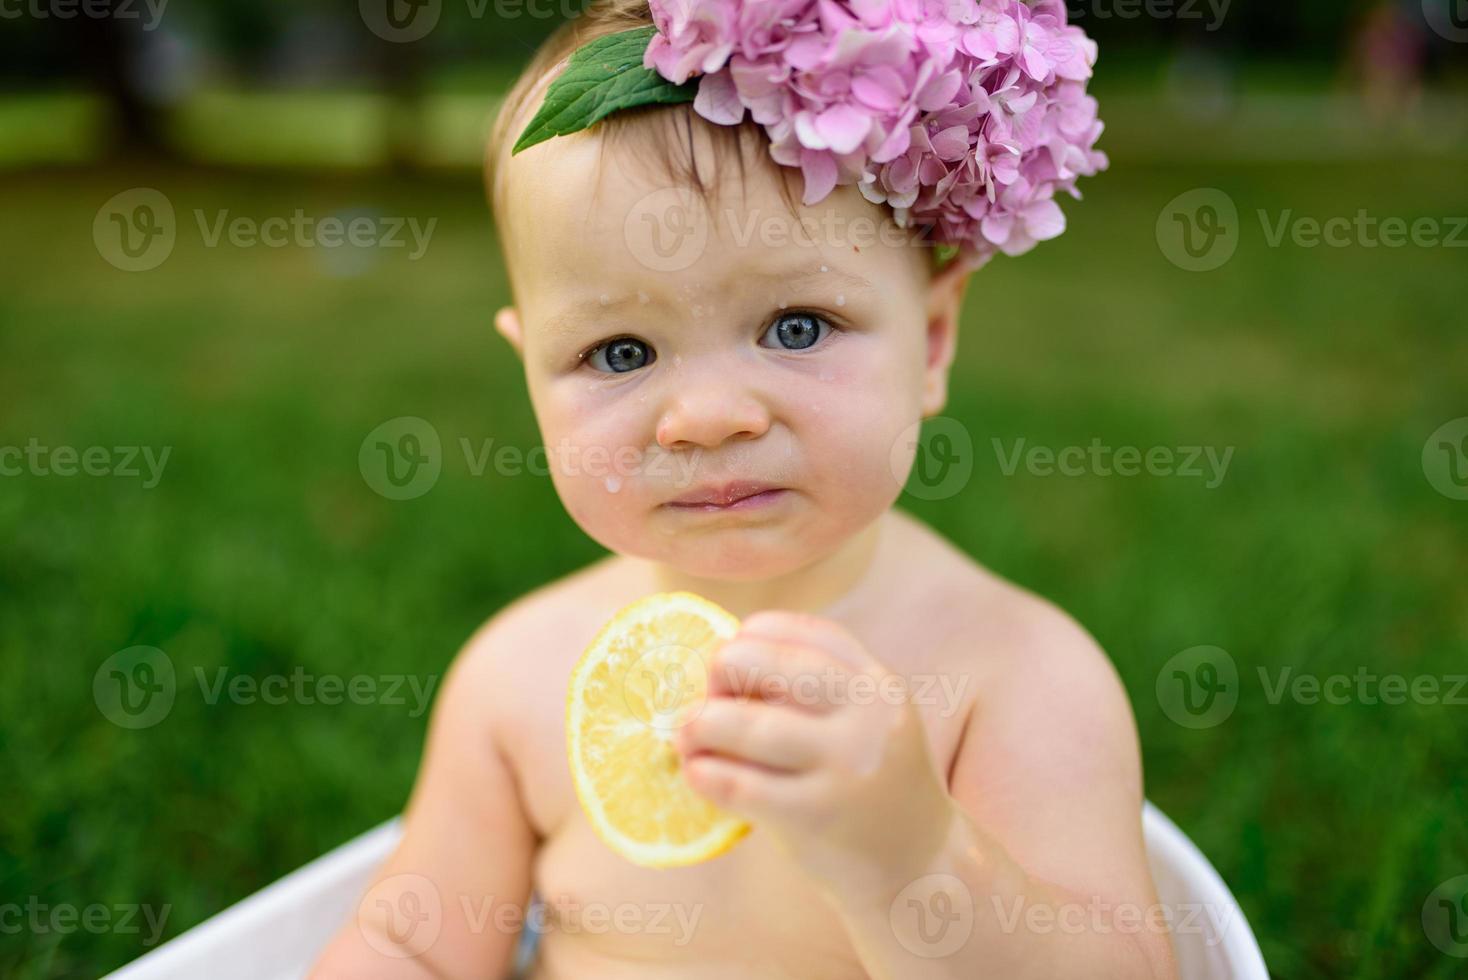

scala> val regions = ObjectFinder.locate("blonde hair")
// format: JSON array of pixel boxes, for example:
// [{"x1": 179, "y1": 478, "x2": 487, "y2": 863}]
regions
[{"x1": 483, "y1": 1, "x2": 802, "y2": 263}]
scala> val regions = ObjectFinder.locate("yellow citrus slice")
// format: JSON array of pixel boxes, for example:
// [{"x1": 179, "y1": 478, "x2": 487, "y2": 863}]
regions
[{"x1": 566, "y1": 591, "x2": 750, "y2": 868}]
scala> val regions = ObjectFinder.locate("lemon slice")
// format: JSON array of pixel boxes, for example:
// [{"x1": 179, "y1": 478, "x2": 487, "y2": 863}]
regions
[{"x1": 566, "y1": 591, "x2": 750, "y2": 868}]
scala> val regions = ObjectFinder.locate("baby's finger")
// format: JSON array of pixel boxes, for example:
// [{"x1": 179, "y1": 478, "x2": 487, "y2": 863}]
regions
[
  {"x1": 680, "y1": 752, "x2": 818, "y2": 822},
  {"x1": 708, "y1": 637, "x2": 844, "y2": 712},
  {"x1": 678, "y1": 697, "x2": 825, "y2": 772},
  {"x1": 739, "y1": 610, "x2": 873, "y2": 670}
]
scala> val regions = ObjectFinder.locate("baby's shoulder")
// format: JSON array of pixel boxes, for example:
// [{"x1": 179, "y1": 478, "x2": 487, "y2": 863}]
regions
[
  {"x1": 901, "y1": 515, "x2": 1130, "y2": 725},
  {"x1": 941, "y1": 563, "x2": 1140, "y2": 793},
  {"x1": 438, "y1": 554, "x2": 637, "y2": 735}
]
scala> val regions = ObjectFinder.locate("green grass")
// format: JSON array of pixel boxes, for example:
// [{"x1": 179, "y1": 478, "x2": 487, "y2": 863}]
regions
[{"x1": 1, "y1": 140, "x2": 1466, "y2": 978}]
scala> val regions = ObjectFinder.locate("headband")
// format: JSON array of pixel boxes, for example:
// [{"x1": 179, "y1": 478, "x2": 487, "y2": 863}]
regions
[{"x1": 514, "y1": 0, "x2": 1107, "y2": 270}]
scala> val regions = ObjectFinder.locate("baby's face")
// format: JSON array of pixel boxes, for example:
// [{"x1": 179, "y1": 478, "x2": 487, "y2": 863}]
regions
[{"x1": 496, "y1": 127, "x2": 963, "y2": 581}]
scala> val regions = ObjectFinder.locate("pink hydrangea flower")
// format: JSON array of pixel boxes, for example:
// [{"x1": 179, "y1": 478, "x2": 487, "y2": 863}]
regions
[{"x1": 644, "y1": 0, "x2": 1107, "y2": 266}]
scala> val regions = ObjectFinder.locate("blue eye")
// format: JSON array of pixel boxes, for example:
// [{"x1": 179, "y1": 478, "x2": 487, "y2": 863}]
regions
[
  {"x1": 586, "y1": 338, "x2": 654, "y2": 374},
  {"x1": 761, "y1": 312, "x2": 829, "y2": 351}
]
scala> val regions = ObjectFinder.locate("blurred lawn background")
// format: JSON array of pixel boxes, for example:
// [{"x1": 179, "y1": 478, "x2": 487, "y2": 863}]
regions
[{"x1": 2, "y1": 2, "x2": 1468, "y2": 978}]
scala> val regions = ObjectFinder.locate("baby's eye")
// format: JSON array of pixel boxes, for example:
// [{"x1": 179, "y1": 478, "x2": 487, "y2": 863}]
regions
[
  {"x1": 585, "y1": 337, "x2": 654, "y2": 374},
  {"x1": 760, "y1": 311, "x2": 831, "y2": 351}
]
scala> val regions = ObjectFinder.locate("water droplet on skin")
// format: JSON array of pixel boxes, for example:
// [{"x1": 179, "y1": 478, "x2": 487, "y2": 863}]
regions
[
  {"x1": 672, "y1": 354, "x2": 682, "y2": 367},
  {"x1": 820, "y1": 265, "x2": 829, "y2": 273},
  {"x1": 777, "y1": 300, "x2": 787, "y2": 309},
  {"x1": 818, "y1": 371, "x2": 834, "y2": 383},
  {"x1": 836, "y1": 294, "x2": 846, "y2": 307},
  {"x1": 638, "y1": 291, "x2": 650, "y2": 304},
  {"x1": 604, "y1": 475, "x2": 622, "y2": 493},
  {"x1": 599, "y1": 293, "x2": 611, "y2": 306}
]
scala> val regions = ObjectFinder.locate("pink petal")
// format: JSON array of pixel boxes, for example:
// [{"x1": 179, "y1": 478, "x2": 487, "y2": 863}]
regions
[
  {"x1": 1020, "y1": 43, "x2": 1051, "y2": 81},
  {"x1": 693, "y1": 68, "x2": 745, "y2": 125},
  {"x1": 981, "y1": 212, "x2": 1013, "y2": 244},
  {"x1": 998, "y1": 229, "x2": 1038, "y2": 256},
  {"x1": 814, "y1": 103, "x2": 871, "y2": 155},
  {"x1": 786, "y1": 35, "x2": 829, "y2": 71},
  {"x1": 915, "y1": 68, "x2": 963, "y2": 112},
  {"x1": 987, "y1": 18, "x2": 1019, "y2": 53},
  {"x1": 700, "y1": 41, "x2": 734, "y2": 75},
  {"x1": 870, "y1": 119, "x2": 912, "y2": 163},
  {"x1": 930, "y1": 125, "x2": 971, "y2": 161},
  {"x1": 1022, "y1": 199, "x2": 1066, "y2": 240},
  {"x1": 794, "y1": 110, "x2": 827, "y2": 150},
  {"x1": 799, "y1": 150, "x2": 839, "y2": 205},
  {"x1": 851, "y1": 67, "x2": 905, "y2": 111}
]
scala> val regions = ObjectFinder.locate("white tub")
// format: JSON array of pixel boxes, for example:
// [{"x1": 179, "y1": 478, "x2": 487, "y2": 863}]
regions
[{"x1": 105, "y1": 802, "x2": 1267, "y2": 979}]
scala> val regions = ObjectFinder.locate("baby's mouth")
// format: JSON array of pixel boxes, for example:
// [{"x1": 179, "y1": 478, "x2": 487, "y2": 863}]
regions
[{"x1": 664, "y1": 481, "x2": 790, "y2": 512}]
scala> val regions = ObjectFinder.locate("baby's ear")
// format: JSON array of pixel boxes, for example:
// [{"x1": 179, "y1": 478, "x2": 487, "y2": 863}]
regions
[
  {"x1": 494, "y1": 306, "x2": 525, "y2": 358},
  {"x1": 920, "y1": 258, "x2": 972, "y2": 417}
]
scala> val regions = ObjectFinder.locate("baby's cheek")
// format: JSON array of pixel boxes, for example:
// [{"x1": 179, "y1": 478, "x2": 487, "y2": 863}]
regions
[
  {"x1": 797, "y1": 358, "x2": 921, "y2": 501},
  {"x1": 541, "y1": 425, "x2": 658, "y2": 535}
]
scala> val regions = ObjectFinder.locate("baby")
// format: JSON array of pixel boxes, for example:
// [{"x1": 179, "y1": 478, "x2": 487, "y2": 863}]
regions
[{"x1": 313, "y1": 1, "x2": 1177, "y2": 977}]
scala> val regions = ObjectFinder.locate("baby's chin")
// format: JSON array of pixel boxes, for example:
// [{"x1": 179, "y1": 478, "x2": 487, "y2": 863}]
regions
[{"x1": 589, "y1": 514, "x2": 838, "y2": 583}]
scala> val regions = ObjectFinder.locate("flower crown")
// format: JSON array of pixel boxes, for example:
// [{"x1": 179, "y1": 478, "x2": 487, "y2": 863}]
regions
[{"x1": 514, "y1": 0, "x2": 1107, "y2": 269}]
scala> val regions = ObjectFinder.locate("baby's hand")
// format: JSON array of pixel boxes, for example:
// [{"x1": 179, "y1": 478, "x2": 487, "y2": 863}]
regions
[{"x1": 674, "y1": 610, "x2": 958, "y2": 896}]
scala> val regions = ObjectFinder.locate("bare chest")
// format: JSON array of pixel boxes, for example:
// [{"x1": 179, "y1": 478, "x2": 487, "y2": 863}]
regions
[{"x1": 502, "y1": 608, "x2": 982, "y2": 976}]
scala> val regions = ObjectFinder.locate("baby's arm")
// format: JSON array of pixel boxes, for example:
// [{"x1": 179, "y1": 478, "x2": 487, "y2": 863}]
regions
[{"x1": 310, "y1": 621, "x2": 535, "y2": 979}]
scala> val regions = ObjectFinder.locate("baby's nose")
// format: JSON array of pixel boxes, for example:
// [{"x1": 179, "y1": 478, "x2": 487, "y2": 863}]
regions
[{"x1": 655, "y1": 387, "x2": 771, "y2": 451}]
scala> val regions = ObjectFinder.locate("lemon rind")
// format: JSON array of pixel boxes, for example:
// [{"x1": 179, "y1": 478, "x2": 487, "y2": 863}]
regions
[{"x1": 566, "y1": 591, "x2": 748, "y2": 869}]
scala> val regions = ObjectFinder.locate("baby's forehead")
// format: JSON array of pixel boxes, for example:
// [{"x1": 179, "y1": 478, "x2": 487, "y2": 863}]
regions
[
  {"x1": 500, "y1": 124, "x2": 928, "y2": 304},
  {"x1": 501, "y1": 119, "x2": 787, "y2": 239}
]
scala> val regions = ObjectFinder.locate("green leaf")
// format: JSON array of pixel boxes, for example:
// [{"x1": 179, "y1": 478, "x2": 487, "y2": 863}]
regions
[{"x1": 512, "y1": 27, "x2": 699, "y2": 155}]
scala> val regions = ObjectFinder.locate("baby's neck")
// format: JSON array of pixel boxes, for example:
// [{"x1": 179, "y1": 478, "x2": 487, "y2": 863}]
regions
[{"x1": 636, "y1": 511, "x2": 891, "y2": 621}]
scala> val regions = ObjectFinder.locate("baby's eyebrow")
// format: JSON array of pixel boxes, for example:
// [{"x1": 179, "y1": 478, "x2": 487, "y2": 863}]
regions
[{"x1": 538, "y1": 263, "x2": 874, "y2": 339}]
